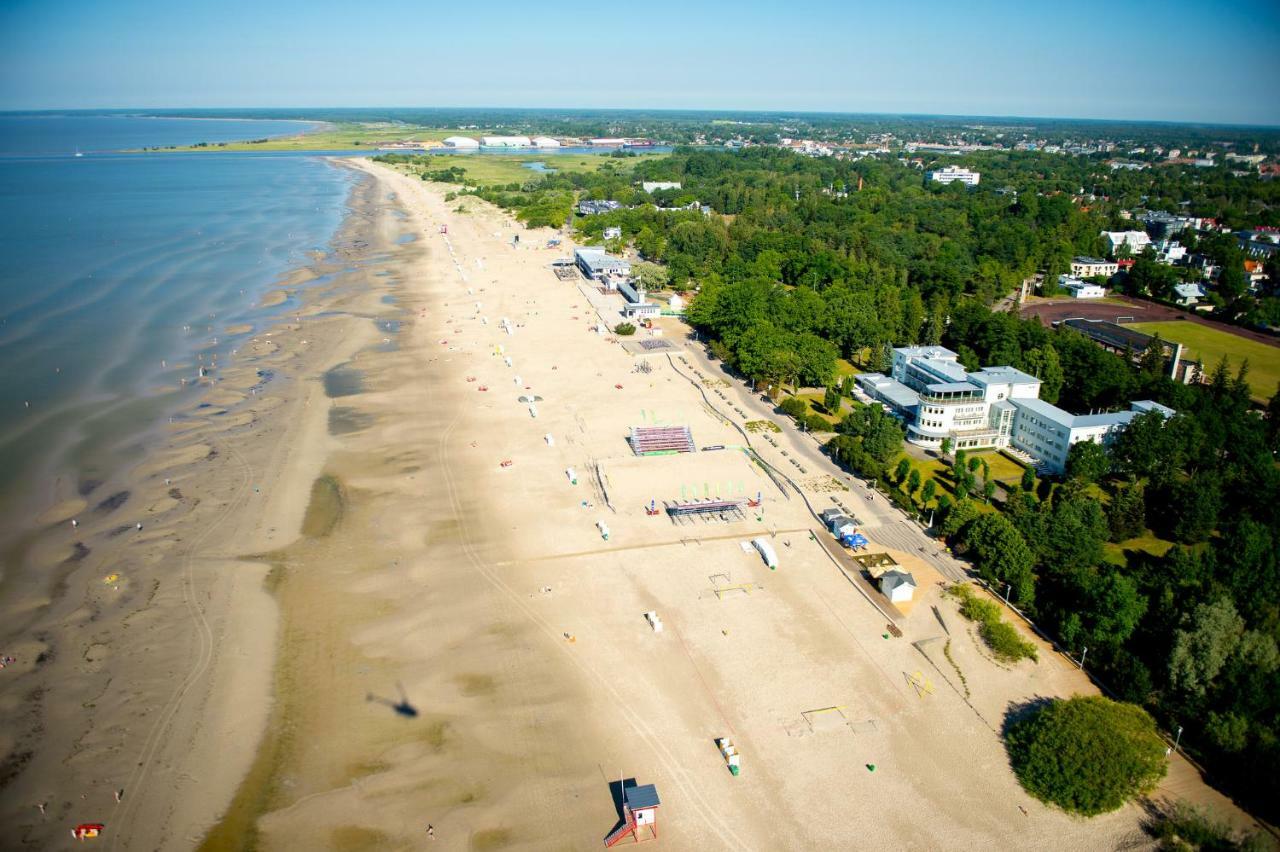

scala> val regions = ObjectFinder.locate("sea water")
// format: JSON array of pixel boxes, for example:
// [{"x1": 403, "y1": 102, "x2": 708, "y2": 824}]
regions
[{"x1": 0, "y1": 115, "x2": 355, "y2": 557}]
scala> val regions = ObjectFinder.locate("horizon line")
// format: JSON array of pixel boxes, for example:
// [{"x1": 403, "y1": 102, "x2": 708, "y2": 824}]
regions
[{"x1": 3, "y1": 106, "x2": 1279, "y2": 131}]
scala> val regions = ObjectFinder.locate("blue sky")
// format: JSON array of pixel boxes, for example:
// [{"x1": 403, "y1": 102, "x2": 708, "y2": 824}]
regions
[{"x1": 2, "y1": 0, "x2": 1278, "y2": 124}]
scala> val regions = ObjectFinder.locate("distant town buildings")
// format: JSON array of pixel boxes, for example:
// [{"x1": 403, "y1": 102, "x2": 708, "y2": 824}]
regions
[
  {"x1": 926, "y1": 165, "x2": 980, "y2": 186},
  {"x1": 532, "y1": 136, "x2": 561, "y2": 148},
  {"x1": 443, "y1": 136, "x2": 480, "y2": 149},
  {"x1": 642, "y1": 181, "x2": 682, "y2": 193},
  {"x1": 854, "y1": 345, "x2": 1173, "y2": 474}
]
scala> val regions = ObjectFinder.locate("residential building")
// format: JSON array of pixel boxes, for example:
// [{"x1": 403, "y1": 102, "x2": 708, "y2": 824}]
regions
[
  {"x1": 578, "y1": 199, "x2": 623, "y2": 216},
  {"x1": 1102, "y1": 230, "x2": 1152, "y2": 255},
  {"x1": 855, "y1": 345, "x2": 1176, "y2": 473},
  {"x1": 1154, "y1": 240, "x2": 1188, "y2": 265},
  {"x1": 1071, "y1": 256, "x2": 1119, "y2": 278},
  {"x1": 1059, "y1": 275, "x2": 1107, "y2": 299},
  {"x1": 1237, "y1": 229, "x2": 1280, "y2": 258},
  {"x1": 926, "y1": 165, "x2": 980, "y2": 186},
  {"x1": 1140, "y1": 211, "x2": 1189, "y2": 239},
  {"x1": 442, "y1": 136, "x2": 480, "y2": 149},
  {"x1": 574, "y1": 247, "x2": 631, "y2": 282},
  {"x1": 642, "y1": 181, "x2": 682, "y2": 193},
  {"x1": 1173, "y1": 282, "x2": 1206, "y2": 306}
]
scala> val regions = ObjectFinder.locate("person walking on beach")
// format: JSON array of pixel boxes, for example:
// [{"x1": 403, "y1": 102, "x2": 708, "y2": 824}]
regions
[{"x1": 426, "y1": 825, "x2": 434, "y2": 840}]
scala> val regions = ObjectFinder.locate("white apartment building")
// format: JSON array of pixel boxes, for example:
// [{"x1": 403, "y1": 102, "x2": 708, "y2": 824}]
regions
[
  {"x1": 856, "y1": 346, "x2": 1174, "y2": 474},
  {"x1": 1071, "y1": 256, "x2": 1119, "y2": 278},
  {"x1": 926, "y1": 165, "x2": 980, "y2": 186},
  {"x1": 1102, "y1": 230, "x2": 1151, "y2": 254}
]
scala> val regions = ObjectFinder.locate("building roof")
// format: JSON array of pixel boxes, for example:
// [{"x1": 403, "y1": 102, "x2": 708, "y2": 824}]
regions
[
  {"x1": 1131, "y1": 400, "x2": 1176, "y2": 418},
  {"x1": 1013, "y1": 396, "x2": 1139, "y2": 430},
  {"x1": 968, "y1": 366, "x2": 1041, "y2": 387},
  {"x1": 856, "y1": 374, "x2": 921, "y2": 410},
  {"x1": 894, "y1": 345, "x2": 957, "y2": 360},
  {"x1": 1073, "y1": 256, "x2": 1113, "y2": 265},
  {"x1": 926, "y1": 381, "x2": 979, "y2": 394},
  {"x1": 1061, "y1": 318, "x2": 1170, "y2": 355},
  {"x1": 1174, "y1": 283, "x2": 1206, "y2": 300},
  {"x1": 626, "y1": 784, "x2": 661, "y2": 810},
  {"x1": 881, "y1": 570, "x2": 917, "y2": 589}
]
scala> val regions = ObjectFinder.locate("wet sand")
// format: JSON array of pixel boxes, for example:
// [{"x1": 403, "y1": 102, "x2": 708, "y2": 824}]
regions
[{"x1": 0, "y1": 161, "x2": 393, "y2": 849}]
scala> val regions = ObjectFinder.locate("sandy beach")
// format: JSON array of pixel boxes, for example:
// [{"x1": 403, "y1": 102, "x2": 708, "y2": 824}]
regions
[{"x1": 1, "y1": 156, "x2": 1264, "y2": 851}]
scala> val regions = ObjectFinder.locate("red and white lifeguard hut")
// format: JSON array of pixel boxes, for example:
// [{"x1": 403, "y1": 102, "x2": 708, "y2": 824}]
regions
[{"x1": 604, "y1": 783, "x2": 661, "y2": 846}]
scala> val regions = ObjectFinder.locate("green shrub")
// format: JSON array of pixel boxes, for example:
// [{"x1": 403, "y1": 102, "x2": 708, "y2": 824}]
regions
[
  {"x1": 949, "y1": 585, "x2": 1037, "y2": 663},
  {"x1": 1005, "y1": 696, "x2": 1167, "y2": 816},
  {"x1": 779, "y1": 397, "x2": 808, "y2": 418},
  {"x1": 614, "y1": 322, "x2": 636, "y2": 336},
  {"x1": 959, "y1": 593, "x2": 1001, "y2": 624},
  {"x1": 980, "y1": 619, "x2": 1039, "y2": 663}
]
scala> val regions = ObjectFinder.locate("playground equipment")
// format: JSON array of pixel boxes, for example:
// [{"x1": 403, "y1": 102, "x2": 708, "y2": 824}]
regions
[{"x1": 604, "y1": 783, "x2": 661, "y2": 847}]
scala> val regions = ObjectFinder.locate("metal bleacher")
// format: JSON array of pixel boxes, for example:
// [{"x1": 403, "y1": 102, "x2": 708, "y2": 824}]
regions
[{"x1": 629, "y1": 425, "x2": 695, "y2": 456}]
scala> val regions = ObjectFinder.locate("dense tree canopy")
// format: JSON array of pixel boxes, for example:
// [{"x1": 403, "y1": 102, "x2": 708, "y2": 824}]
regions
[{"x1": 1005, "y1": 696, "x2": 1168, "y2": 816}]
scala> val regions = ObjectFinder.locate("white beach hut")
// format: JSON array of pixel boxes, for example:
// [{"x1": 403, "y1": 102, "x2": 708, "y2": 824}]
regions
[{"x1": 880, "y1": 570, "x2": 917, "y2": 604}]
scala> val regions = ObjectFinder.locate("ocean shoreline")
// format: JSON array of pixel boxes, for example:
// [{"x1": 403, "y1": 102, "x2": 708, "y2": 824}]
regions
[{"x1": 0, "y1": 157, "x2": 401, "y2": 848}]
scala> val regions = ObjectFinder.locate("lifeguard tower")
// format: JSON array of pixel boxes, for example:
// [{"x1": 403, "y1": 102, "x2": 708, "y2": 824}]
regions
[{"x1": 604, "y1": 783, "x2": 661, "y2": 846}]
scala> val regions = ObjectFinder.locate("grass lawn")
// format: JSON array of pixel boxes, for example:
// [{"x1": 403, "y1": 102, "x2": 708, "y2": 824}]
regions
[
  {"x1": 1128, "y1": 320, "x2": 1280, "y2": 402},
  {"x1": 794, "y1": 391, "x2": 842, "y2": 427},
  {"x1": 971, "y1": 451, "x2": 1029, "y2": 486},
  {"x1": 835, "y1": 359, "x2": 862, "y2": 377},
  {"x1": 418, "y1": 152, "x2": 665, "y2": 186},
  {"x1": 1103, "y1": 530, "x2": 1175, "y2": 566}
]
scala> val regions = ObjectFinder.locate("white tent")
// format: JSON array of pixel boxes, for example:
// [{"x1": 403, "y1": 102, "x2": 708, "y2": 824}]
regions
[{"x1": 751, "y1": 537, "x2": 778, "y2": 569}]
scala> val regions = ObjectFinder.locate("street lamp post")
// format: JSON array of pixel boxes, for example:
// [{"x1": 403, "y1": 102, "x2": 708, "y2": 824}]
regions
[
  {"x1": 1003, "y1": 583, "x2": 1011, "y2": 607},
  {"x1": 1166, "y1": 725, "x2": 1184, "y2": 756},
  {"x1": 1080, "y1": 646, "x2": 1088, "y2": 671}
]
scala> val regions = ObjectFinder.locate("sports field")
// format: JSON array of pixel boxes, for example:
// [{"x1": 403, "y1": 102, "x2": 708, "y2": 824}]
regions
[{"x1": 1129, "y1": 321, "x2": 1280, "y2": 401}]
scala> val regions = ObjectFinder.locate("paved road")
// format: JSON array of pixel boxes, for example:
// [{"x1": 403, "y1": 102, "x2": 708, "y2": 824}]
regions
[{"x1": 675, "y1": 334, "x2": 970, "y2": 583}]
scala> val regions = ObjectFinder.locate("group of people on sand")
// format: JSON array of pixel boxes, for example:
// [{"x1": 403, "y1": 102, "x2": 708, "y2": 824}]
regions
[{"x1": 0, "y1": 654, "x2": 15, "y2": 668}]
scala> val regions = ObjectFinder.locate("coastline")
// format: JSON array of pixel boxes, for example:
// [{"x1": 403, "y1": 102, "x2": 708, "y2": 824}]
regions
[{"x1": 0, "y1": 159, "x2": 394, "y2": 848}]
